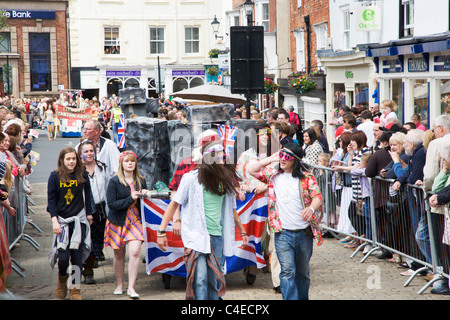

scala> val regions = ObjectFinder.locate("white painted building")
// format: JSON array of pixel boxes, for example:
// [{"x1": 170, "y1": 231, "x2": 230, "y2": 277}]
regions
[
  {"x1": 319, "y1": 0, "x2": 450, "y2": 142},
  {"x1": 68, "y1": 0, "x2": 228, "y2": 99}
]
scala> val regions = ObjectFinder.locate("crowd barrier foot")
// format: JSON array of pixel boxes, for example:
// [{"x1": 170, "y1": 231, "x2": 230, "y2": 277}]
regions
[
  {"x1": 403, "y1": 266, "x2": 429, "y2": 287},
  {"x1": 0, "y1": 289, "x2": 17, "y2": 300},
  {"x1": 26, "y1": 196, "x2": 35, "y2": 206},
  {"x1": 27, "y1": 219, "x2": 43, "y2": 233},
  {"x1": 416, "y1": 275, "x2": 443, "y2": 295},
  {"x1": 21, "y1": 233, "x2": 40, "y2": 250},
  {"x1": 11, "y1": 258, "x2": 26, "y2": 277},
  {"x1": 350, "y1": 243, "x2": 367, "y2": 259},
  {"x1": 360, "y1": 246, "x2": 381, "y2": 263}
]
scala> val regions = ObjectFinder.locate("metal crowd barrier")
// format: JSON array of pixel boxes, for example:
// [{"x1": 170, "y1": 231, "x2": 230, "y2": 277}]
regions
[
  {"x1": 309, "y1": 163, "x2": 450, "y2": 295},
  {"x1": 2, "y1": 176, "x2": 41, "y2": 279}
]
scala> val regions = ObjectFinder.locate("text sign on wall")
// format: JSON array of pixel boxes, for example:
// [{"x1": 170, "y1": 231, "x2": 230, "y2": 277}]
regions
[
  {"x1": 106, "y1": 70, "x2": 141, "y2": 77},
  {"x1": 434, "y1": 55, "x2": 450, "y2": 72},
  {"x1": 408, "y1": 57, "x2": 429, "y2": 72},
  {"x1": 1, "y1": 10, "x2": 56, "y2": 19},
  {"x1": 355, "y1": 6, "x2": 381, "y2": 32}
]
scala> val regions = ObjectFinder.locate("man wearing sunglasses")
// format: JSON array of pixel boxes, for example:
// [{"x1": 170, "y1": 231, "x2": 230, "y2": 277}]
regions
[{"x1": 247, "y1": 143, "x2": 322, "y2": 300}]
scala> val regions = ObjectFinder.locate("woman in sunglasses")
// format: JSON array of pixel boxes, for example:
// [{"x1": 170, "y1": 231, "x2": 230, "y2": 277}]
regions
[
  {"x1": 247, "y1": 142, "x2": 322, "y2": 300},
  {"x1": 157, "y1": 140, "x2": 248, "y2": 300}
]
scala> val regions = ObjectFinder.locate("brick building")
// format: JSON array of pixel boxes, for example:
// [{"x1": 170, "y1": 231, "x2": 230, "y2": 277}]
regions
[
  {"x1": 0, "y1": 0, "x2": 69, "y2": 98},
  {"x1": 276, "y1": 0, "x2": 330, "y2": 127}
]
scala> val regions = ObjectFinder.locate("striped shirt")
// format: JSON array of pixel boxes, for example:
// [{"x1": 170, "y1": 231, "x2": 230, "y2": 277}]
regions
[{"x1": 351, "y1": 148, "x2": 371, "y2": 202}]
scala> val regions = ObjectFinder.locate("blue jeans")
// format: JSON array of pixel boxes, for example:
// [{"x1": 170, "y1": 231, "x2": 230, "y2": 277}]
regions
[
  {"x1": 193, "y1": 235, "x2": 224, "y2": 300},
  {"x1": 275, "y1": 229, "x2": 313, "y2": 300},
  {"x1": 407, "y1": 188, "x2": 432, "y2": 263}
]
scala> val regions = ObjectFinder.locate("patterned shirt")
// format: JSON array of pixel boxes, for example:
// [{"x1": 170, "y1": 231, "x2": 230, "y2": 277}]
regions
[
  {"x1": 254, "y1": 165, "x2": 322, "y2": 233},
  {"x1": 169, "y1": 156, "x2": 197, "y2": 191}
]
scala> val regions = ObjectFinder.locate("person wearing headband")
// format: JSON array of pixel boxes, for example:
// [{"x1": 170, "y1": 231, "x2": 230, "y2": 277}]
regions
[
  {"x1": 104, "y1": 151, "x2": 149, "y2": 299},
  {"x1": 157, "y1": 139, "x2": 248, "y2": 300},
  {"x1": 247, "y1": 142, "x2": 322, "y2": 300}
]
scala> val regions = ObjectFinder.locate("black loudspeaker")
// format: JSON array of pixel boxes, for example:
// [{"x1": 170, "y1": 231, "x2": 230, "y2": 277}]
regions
[{"x1": 230, "y1": 26, "x2": 265, "y2": 94}]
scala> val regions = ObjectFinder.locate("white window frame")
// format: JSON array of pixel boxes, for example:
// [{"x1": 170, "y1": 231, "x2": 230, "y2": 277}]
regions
[
  {"x1": 184, "y1": 26, "x2": 200, "y2": 54},
  {"x1": 313, "y1": 22, "x2": 328, "y2": 50},
  {"x1": 294, "y1": 30, "x2": 305, "y2": 72},
  {"x1": 149, "y1": 27, "x2": 165, "y2": 55},
  {"x1": 403, "y1": 0, "x2": 414, "y2": 37},
  {"x1": 104, "y1": 26, "x2": 120, "y2": 55},
  {"x1": 342, "y1": 9, "x2": 350, "y2": 50},
  {"x1": 261, "y1": 2, "x2": 270, "y2": 31}
]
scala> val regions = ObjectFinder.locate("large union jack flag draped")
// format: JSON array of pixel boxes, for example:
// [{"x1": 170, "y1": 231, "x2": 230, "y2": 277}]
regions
[
  {"x1": 141, "y1": 192, "x2": 268, "y2": 277},
  {"x1": 117, "y1": 113, "x2": 125, "y2": 149},
  {"x1": 216, "y1": 124, "x2": 237, "y2": 159}
]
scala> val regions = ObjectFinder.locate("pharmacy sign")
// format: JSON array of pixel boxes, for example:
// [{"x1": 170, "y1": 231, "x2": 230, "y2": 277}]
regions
[{"x1": 355, "y1": 6, "x2": 381, "y2": 31}]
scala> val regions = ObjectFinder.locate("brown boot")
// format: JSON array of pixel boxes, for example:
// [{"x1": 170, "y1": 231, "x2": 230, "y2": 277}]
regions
[
  {"x1": 56, "y1": 274, "x2": 69, "y2": 299},
  {"x1": 69, "y1": 288, "x2": 82, "y2": 300}
]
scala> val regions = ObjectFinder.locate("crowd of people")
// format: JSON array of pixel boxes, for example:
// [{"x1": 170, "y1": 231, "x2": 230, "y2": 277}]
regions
[{"x1": 1, "y1": 90, "x2": 450, "y2": 300}]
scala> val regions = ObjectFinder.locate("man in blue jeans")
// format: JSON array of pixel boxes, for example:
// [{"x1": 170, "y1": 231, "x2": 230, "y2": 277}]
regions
[{"x1": 248, "y1": 143, "x2": 322, "y2": 300}]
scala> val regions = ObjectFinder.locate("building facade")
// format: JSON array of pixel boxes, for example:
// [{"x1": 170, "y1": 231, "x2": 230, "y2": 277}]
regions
[
  {"x1": 68, "y1": 0, "x2": 227, "y2": 100},
  {"x1": 320, "y1": 0, "x2": 450, "y2": 140},
  {"x1": 276, "y1": 0, "x2": 329, "y2": 127},
  {"x1": 0, "y1": 0, "x2": 69, "y2": 98}
]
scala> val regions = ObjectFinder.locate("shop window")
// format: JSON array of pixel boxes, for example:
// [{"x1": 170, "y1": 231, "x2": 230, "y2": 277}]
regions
[
  {"x1": 0, "y1": 32, "x2": 11, "y2": 53},
  {"x1": 173, "y1": 77, "x2": 188, "y2": 92},
  {"x1": 148, "y1": 77, "x2": 160, "y2": 98},
  {"x1": 413, "y1": 79, "x2": 428, "y2": 128},
  {"x1": 107, "y1": 77, "x2": 123, "y2": 97},
  {"x1": 124, "y1": 77, "x2": 139, "y2": 88},
  {"x1": 355, "y1": 83, "x2": 369, "y2": 108},
  {"x1": 150, "y1": 27, "x2": 165, "y2": 55},
  {"x1": 440, "y1": 79, "x2": 450, "y2": 114},
  {"x1": 29, "y1": 33, "x2": 51, "y2": 92},
  {"x1": 390, "y1": 79, "x2": 404, "y2": 123},
  {"x1": 104, "y1": 27, "x2": 120, "y2": 55},
  {"x1": 190, "y1": 77, "x2": 204, "y2": 88},
  {"x1": 333, "y1": 83, "x2": 346, "y2": 109}
]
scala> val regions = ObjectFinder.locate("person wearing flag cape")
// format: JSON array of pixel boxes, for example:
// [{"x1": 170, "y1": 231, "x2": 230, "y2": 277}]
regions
[{"x1": 157, "y1": 139, "x2": 249, "y2": 300}]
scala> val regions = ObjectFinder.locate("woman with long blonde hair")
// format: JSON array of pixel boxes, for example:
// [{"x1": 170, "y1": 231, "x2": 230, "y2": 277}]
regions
[{"x1": 104, "y1": 151, "x2": 148, "y2": 299}]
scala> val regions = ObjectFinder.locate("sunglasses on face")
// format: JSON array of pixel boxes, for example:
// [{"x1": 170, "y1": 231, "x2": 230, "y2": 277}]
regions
[{"x1": 279, "y1": 150, "x2": 296, "y2": 161}]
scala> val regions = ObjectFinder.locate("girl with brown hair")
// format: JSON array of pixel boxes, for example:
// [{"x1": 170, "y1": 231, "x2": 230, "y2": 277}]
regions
[{"x1": 47, "y1": 147, "x2": 94, "y2": 300}]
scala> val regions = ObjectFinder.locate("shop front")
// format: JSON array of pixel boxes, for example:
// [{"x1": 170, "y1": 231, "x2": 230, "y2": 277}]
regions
[
  {"x1": 318, "y1": 50, "x2": 376, "y2": 140},
  {"x1": 365, "y1": 33, "x2": 450, "y2": 128}
]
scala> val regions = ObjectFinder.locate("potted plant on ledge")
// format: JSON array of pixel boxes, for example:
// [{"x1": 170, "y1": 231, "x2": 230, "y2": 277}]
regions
[
  {"x1": 289, "y1": 74, "x2": 317, "y2": 94},
  {"x1": 206, "y1": 65, "x2": 220, "y2": 83}
]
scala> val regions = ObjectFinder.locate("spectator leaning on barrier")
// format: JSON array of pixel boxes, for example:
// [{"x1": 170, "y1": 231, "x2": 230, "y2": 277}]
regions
[{"x1": 392, "y1": 129, "x2": 432, "y2": 268}]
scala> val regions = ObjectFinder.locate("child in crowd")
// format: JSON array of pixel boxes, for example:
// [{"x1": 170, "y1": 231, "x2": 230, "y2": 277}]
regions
[
  {"x1": 315, "y1": 153, "x2": 337, "y2": 229},
  {"x1": 350, "y1": 153, "x2": 372, "y2": 252}
]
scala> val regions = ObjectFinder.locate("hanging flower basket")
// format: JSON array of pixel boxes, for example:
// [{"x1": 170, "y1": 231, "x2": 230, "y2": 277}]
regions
[
  {"x1": 289, "y1": 75, "x2": 317, "y2": 94},
  {"x1": 208, "y1": 49, "x2": 221, "y2": 59},
  {"x1": 264, "y1": 78, "x2": 280, "y2": 94}
]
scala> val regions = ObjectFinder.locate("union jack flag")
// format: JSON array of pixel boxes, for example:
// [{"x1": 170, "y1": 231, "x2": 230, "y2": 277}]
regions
[
  {"x1": 141, "y1": 192, "x2": 268, "y2": 277},
  {"x1": 117, "y1": 113, "x2": 125, "y2": 149},
  {"x1": 217, "y1": 124, "x2": 237, "y2": 160}
]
